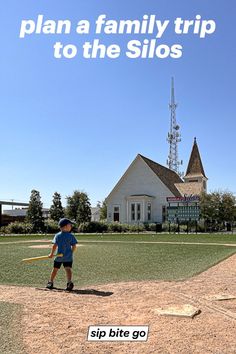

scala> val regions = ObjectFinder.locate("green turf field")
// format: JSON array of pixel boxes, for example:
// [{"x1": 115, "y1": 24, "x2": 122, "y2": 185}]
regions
[
  {"x1": 0, "y1": 233, "x2": 236, "y2": 288},
  {"x1": 1, "y1": 232, "x2": 236, "y2": 244}
]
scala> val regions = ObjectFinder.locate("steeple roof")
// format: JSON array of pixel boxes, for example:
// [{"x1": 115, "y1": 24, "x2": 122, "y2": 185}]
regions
[{"x1": 185, "y1": 138, "x2": 206, "y2": 178}]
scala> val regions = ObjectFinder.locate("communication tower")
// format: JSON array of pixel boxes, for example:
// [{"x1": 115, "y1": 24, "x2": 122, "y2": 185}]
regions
[{"x1": 166, "y1": 77, "x2": 183, "y2": 177}]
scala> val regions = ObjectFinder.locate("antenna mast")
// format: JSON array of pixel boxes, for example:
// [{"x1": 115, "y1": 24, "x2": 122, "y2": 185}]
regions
[{"x1": 167, "y1": 77, "x2": 183, "y2": 176}]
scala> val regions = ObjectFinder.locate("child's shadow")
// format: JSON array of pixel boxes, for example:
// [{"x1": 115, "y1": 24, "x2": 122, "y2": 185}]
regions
[
  {"x1": 72, "y1": 289, "x2": 113, "y2": 297},
  {"x1": 36, "y1": 287, "x2": 113, "y2": 297}
]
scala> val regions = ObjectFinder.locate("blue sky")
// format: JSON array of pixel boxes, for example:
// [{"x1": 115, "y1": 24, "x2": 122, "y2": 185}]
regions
[{"x1": 0, "y1": 0, "x2": 235, "y2": 209}]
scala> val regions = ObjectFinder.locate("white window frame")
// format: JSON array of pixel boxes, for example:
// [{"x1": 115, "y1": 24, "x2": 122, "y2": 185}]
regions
[
  {"x1": 130, "y1": 202, "x2": 141, "y2": 222},
  {"x1": 127, "y1": 195, "x2": 155, "y2": 223}
]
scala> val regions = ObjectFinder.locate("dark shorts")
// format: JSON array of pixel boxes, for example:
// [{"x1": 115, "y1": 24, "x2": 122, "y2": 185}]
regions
[{"x1": 54, "y1": 261, "x2": 73, "y2": 269}]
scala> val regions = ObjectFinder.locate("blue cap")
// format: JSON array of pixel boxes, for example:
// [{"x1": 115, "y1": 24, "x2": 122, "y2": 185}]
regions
[{"x1": 58, "y1": 218, "x2": 75, "y2": 228}]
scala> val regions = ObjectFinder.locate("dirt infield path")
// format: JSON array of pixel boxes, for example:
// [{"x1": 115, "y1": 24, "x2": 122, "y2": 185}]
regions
[
  {"x1": 1, "y1": 238, "x2": 236, "y2": 247},
  {"x1": 0, "y1": 254, "x2": 236, "y2": 354}
]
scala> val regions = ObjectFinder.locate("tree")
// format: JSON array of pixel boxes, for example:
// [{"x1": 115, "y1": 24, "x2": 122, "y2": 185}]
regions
[
  {"x1": 77, "y1": 193, "x2": 91, "y2": 223},
  {"x1": 210, "y1": 191, "x2": 221, "y2": 223},
  {"x1": 49, "y1": 192, "x2": 64, "y2": 221},
  {"x1": 200, "y1": 190, "x2": 236, "y2": 230},
  {"x1": 27, "y1": 189, "x2": 44, "y2": 232},
  {"x1": 66, "y1": 190, "x2": 91, "y2": 224},
  {"x1": 66, "y1": 190, "x2": 81, "y2": 221},
  {"x1": 220, "y1": 191, "x2": 236, "y2": 225},
  {"x1": 99, "y1": 200, "x2": 107, "y2": 220},
  {"x1": 200, "y1": 192, "x2": 214, "y2": 223}
]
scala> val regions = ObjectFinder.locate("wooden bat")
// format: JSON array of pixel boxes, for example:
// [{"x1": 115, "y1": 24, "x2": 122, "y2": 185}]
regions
[{"x1": 22, "y1": 253, "x2": 63, "y2": 263}]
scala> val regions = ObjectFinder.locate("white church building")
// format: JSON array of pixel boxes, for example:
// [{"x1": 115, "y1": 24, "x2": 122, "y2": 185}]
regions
[{"x1": 106, "y1": 138, "x2": 207, "y2": 224}]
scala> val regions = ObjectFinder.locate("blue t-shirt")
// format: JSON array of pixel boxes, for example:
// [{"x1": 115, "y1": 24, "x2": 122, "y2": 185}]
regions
[{"x1": 52, "y1": 231, "x2": 78, "y2": 262}]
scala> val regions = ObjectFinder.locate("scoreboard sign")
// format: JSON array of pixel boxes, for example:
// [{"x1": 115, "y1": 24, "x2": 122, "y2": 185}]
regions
[
  {"x1": 167, "y1": 195, "x2": 200, "y2": 222},
  {"x1": 167, "y1": 205, "x2": 200, "y2": 222},
  {"x1": 166, "y1": 196, "x2": 200, "y2": 203}
]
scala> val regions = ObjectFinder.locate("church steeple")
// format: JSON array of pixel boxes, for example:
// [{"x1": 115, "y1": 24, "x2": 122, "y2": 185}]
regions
[
  {"x1": 183, "y1": 138, "x2": 208, "y2": 193},
  {"x1": 185, "y1": 137, "x2": 206, "y2": 178}
]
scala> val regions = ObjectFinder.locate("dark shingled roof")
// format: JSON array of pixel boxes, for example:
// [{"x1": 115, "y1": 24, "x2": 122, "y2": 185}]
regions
[
  {"x1": 139, "y1": 154, "x2": 183, "y2": 197},
  {"x1": 185, "y1": 138, "x2": 206, "y2": 178}
]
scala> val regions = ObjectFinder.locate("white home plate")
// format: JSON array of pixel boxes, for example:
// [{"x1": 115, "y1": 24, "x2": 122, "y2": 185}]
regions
[
  {"x1": 205, "y1": 294, "x2": 236, "y2": 301},
  {"x1": 154, "y1": 304, "x2": 201, "y2": 318}
]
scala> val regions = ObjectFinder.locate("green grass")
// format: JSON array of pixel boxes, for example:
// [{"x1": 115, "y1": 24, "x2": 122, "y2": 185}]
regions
[
  {"x1": 76, "y1": 232, "x2": 236, "y2": 244},
  {"x1": 0, "y1": 233, "x2": 236, "y2": 288},
  {"x1": 0, "y1": 234, "x2": 52, "y2": 242},
  {"x1": 0, "y1": 302, "x2": 25, "y2": 354},
  {"x1": 1, "y1": 232, "x2": 236, "y2": 243}
]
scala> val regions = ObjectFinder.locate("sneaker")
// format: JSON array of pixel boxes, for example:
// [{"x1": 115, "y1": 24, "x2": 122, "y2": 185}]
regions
[
  {"x1": 46, "y1": 281, "x2": 54, "y2": 289},
  {"x1": 66, "y1": 281, "x2": 74, "y2": 291}
]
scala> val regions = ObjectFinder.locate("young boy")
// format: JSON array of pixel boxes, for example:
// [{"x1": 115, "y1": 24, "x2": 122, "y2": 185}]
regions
[{"x1": 46, "y1": 218, "x2": 78, "y2": 291}]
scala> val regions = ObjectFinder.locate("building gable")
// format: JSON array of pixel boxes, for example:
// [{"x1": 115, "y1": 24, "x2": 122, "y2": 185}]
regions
[
  {"x1": 106, "y1": 154, "x2": 182, "y2": 203},
  {"x1": 139, "y1": 154, "x2": 183, "y2": 196}
]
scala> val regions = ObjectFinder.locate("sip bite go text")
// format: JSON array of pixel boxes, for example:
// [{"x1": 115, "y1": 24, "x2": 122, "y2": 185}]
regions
[{"x1": 87, "y1": 325, "x2": 149, "y2": 342}]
